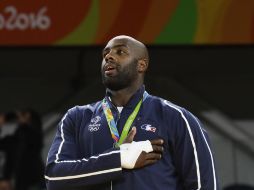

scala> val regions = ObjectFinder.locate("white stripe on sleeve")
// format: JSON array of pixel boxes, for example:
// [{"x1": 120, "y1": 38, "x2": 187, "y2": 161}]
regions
[
  {"x1": 164, "y1": 100, "x2": 201, "y2": 190},
  {"x1": 192, "y1": 115, "x2": 217, "y2": 190},
  {"x1": 45, "y1": 168, "x2": 122, "y2": 181}
]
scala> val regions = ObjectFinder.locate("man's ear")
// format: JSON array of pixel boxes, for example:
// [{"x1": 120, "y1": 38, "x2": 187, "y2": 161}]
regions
[{"x1": 137, "y1": 59, "x2": 148, "y2": 73}]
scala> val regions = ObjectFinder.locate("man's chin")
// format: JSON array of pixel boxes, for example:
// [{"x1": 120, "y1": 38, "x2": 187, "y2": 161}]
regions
[
  {"x1": 103, "y1": 80, "x2": 128, "y2": 91},
  {"x1": 104, "y1": 84, "x2": 125, "y2": 91}
]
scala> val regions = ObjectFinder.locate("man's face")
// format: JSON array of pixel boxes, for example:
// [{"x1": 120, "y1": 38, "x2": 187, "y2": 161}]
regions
[{"x1": 101, "y1": 38, "x2": 139, "y2": 91}]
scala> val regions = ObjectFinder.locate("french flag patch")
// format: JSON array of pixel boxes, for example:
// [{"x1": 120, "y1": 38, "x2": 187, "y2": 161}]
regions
[{"x1": 141, "y1": 124, "x2": 156, "y2": 133}]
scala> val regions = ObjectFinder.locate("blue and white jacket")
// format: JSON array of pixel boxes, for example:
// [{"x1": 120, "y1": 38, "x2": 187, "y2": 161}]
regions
[{"x1": 45, "y1": 86, "x2": 218, "y2": 190}]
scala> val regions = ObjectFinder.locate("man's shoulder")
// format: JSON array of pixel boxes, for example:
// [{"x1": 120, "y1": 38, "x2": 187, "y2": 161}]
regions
[
  {"x1": 146, "y1": 94, "x2": 191, "y2": 116},
  {"x1": 66, "y1": 100, "x2": 102, "y2": 117}
]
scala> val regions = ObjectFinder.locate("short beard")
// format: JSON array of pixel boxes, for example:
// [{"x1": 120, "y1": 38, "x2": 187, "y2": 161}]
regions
[
  {"x1": 102, "y1": 74, "x2": 132, "y2": 91},
  {"x1": 101, "y1": 59, "x2": 138, "y2": 91}
]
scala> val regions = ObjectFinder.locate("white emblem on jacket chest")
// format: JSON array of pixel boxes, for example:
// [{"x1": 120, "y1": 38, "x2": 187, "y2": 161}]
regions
[
  {"x1": 140, "y1": 124, "x2": 156, "y2": 133},
  {"x1": 88, "y1": 116, "x2": 101, "y2": 132}
]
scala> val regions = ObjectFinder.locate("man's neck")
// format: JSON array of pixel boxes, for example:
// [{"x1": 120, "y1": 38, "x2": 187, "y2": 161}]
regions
[{"x1": 107, "y1": 84, "x2": 142, "y2": 107}]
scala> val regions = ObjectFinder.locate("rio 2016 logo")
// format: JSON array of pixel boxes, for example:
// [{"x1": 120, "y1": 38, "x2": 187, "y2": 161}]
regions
[
  {"x1": 0, "y1": 6, "x2": 51, "y2": 31},
  {"x1": 0, "y1": 0, "x2": 91, "y2": 45}
]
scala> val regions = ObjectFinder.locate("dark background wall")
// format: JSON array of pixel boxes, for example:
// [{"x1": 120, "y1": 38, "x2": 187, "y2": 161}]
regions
[{"x1": 1, "y1": 45, "x2": 253, "y2": 119}]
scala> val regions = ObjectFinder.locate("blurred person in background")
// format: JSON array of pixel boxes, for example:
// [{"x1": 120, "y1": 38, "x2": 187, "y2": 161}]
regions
[
  {"x1": 0, "y1": 178, "x2": 12, "y2": 190},
  {"x1": 45, "y1": 35, "x2": 218, "y2": 190},
  {"x1": 0, "y1": 109, "x2": 45, "y2": 190},
  {"x1": 0, "y1": 112, "x2": 16, "y2": 186},
  {"x1": 0, "y1": 116, "x2": 7, "y2": 190}
]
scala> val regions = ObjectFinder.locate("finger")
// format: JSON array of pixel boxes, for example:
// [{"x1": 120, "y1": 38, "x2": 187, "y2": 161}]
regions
[
  {"x1": 152, "y1": 145, "x2": 164, "y2": 153},
  {"x1": 143, "y1": 159, "x2": 157, "y2": 166},
  {"x1": 150, "y1": 139, "x2": 164, "y2": 145},
  {"x1": 134, "y1": 152, "x2": 158, "y2": 168},
  {"x1": 124, "y1": 127, "x2": 136, "y2": 143},
  {"x1": 145, "y1": 152, "x2": 162, "y2": 160}
]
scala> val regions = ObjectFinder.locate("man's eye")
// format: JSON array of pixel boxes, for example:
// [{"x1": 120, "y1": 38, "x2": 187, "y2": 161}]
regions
[
  {"x1": 117, "y1": 50, "x2": 125, "y2": 55},
  {"x1": 102, "y1": 51, "x2": 108, "y2": 58}
]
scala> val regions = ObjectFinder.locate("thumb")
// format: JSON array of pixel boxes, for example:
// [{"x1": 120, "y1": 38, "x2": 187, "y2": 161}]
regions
[{"x1": 124, "y1": 127, "x2": 136, "y2": 143}]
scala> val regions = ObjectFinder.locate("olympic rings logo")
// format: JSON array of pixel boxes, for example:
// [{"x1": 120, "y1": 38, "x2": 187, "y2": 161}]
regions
[{"x1": 88, "y1": 125, "x2": 100, "y2": 132}]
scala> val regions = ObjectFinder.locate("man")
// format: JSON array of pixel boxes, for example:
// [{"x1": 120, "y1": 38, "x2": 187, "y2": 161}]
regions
[{"x1": 45, "y1": 35, "x2": 218, "y2": 190}]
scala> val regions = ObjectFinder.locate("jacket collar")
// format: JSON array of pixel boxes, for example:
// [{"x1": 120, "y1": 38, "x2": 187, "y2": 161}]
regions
[{"x1": 104, "y1": 85, "x2": 145, "y2": 110}]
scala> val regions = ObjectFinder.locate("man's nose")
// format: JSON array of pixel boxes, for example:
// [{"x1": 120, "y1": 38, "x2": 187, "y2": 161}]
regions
[{"x1": 104, "y1": 50, "x2": 116, "y2": 62}]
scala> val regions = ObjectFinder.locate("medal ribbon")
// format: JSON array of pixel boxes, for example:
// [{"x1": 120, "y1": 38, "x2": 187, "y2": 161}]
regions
[{"x1": 102, "y1": 91, "x2": 148, "y2": 147}]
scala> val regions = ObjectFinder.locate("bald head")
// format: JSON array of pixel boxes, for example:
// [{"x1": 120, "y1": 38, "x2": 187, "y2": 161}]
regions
[{"x1": 107, "y1": 35, "x2": 149, "y2": 64}]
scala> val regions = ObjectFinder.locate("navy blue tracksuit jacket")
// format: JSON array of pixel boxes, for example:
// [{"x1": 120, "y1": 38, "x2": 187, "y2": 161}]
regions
[{"x1": 45, "y1": 86, "x2": 218, "y2": 190}]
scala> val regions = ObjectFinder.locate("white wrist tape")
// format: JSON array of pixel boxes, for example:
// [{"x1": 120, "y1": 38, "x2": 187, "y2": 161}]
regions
[
  {"x1": 120, "y1": 140, "x2": 153, "y2": 169},
  {"x1": 131, "y1": 140, "x2": 153, "y2": 153}
]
